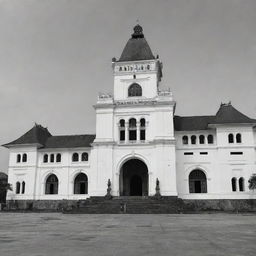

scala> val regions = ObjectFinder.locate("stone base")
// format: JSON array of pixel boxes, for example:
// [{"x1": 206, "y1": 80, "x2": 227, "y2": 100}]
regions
[{"x1": 5, "y1": 198, "x2": 256, "y2": 213}]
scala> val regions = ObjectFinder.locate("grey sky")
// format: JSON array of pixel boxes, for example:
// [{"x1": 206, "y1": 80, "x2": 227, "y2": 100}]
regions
[{"x1": 0, "y1": 0, "x2": 256, "y2": 172}]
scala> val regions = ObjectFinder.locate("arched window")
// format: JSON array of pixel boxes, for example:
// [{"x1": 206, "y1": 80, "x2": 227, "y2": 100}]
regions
[
  {"x1": 50, "y1": 154, "x2": 54, "y2": 163},
  {"x1": 199, "y1": 135, "x2": 205, "y2": 144},
  {"x1": 129, "y1": 118, "x2": 137, "y2": 141},
  {"x1": 16, "y1": 182, "x2": 20, "y2": 194},
  {"x1": 56, "y1": 153, "x2": 61, "y2": 163},
  {"x1": 17, "y1": 154, "x2": 21, "y2": 163},
  {"x1": 21, "y1": 181, "x2": 25, "y2": 194},
  {"x1": 191, "y1": 135, "x2": 197, "y2": 145},
  {"x1": 45, "y1": 174, "x2": 58, "y2": 194},
  {"x1": 72, "y1": 153, "x2": 79, "y2": 162},
  {"x1": 236, "y1": 133, "x2": 242, "y2": 143},
  {"x1": 189, "y1": 170, "x2": 207, "y2": 193},
  {"x1": 239, "y1": 177, "x2": 244, "y2": 191},
  {"x1": 207, "y1": 135, "x2": 214, "y2": 144},
  {"x1": 228, "y1": 133, "x2": 234, "y2": 143},
  {"x1": 119, "y1": 119, "x2": 125, "y2": 142},
  {"x1": 74, "y1": 173, "x2": 88, "y2": 194},
  {"x1": 81, "y1": 152, "x2": 88, "y2": 161},
  {"x1": 128, "y1": 83, "x2": 142, "y2": 97},
  {"x1": 231, "y1": 177, "x2": 237, "y2": 192},
  {"x1": 182, "y1": 136, "x2": 188, "y2": 145},
  {"x1": 140, "y1": 118, "x2": 146, "y2": 141},
  {"x1": 22, "y1": 153, "x2": 27, "y2": 162},
  {"x1": 43, "y1": 154, "x2": 48, "y2": 163}
]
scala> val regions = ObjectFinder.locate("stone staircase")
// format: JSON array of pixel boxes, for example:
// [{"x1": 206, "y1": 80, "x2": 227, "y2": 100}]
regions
[{"x1": 64, "y1": 196, "x2": 185, "y2": 214}]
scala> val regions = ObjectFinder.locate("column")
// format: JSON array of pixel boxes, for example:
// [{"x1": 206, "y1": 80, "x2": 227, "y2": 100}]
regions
[
  {"x1": 136, "y1": 121, "x2": 140, "y2": 142},
  {"x1": 125, "y1": 122, "x2": 129, "y2": 143}
]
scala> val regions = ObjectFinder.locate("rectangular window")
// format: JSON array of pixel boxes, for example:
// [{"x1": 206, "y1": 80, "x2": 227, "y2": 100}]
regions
[
  {"x1": 140, "y1": 130, "x2": 145, "y2": 141},
  {"x1": 230, "y1": 152, "x2": 243, "y2": 155},
  {"x1": 129, "y1": 130, "x2": 136, "y2": 141},
  {"x1": 184, "y1": 152, "x2": 193, "y2": 155},
  {"x1": 200, "y1": 152, "x2": 208, "y2": 155}
]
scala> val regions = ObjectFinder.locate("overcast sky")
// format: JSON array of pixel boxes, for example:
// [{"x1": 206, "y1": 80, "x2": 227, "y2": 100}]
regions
[{"x1": 0, "y1": 0, "x2": 256, "y2": 172}]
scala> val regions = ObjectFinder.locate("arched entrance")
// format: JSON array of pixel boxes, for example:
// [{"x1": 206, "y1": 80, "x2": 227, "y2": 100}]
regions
[
  {"x1": 189, "y1": 169, "x2": 207, "y2": 193},
  {"x1": 119, "y1": 158, "x2": 148, "y2": 196}
]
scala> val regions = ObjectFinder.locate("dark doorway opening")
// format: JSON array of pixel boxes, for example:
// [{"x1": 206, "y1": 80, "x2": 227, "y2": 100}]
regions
[
  {"x1": 120, "y1": 159, "x2": 148, "y2": 196},
  {"x1": 130, "y1": 175, "x2": 142, "y2": 196},
  {"x1": 189, "y1": 170, "x2": 207, "y2": 193}
]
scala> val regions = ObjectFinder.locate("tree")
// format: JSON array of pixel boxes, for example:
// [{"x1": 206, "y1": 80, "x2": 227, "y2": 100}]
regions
[
  {"x1": 248, "y1": 174, "x2": 256, "y2": 191},
  {"x1": 0, "y1": 179, "x2": 12, "y2": 203}
]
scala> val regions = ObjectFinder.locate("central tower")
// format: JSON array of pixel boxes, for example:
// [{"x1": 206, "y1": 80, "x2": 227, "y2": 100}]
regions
[{"x1": 91, "y1": 25, "x2": 177, "y2": 197}]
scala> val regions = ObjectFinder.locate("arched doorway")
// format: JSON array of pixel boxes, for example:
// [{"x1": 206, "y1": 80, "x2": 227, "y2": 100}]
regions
[
  {"x1": 74, "y1": 173, "x2": 88, "y2": 194},
  {"x1": 119, "y1": 158, "x2": 148, "y2": 196},
  {"x1": 189, "y1": 169, "x2": 207, "y2": 193}
]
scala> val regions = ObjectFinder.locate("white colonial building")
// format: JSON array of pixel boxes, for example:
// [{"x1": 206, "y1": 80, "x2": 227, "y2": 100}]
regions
[{"x1": 3, "y1": 25, "x2": 256, "y2": 204}]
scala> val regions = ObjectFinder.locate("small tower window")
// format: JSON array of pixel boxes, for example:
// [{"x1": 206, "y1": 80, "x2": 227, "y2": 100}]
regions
[
  {"x1": 191, "y1": 135, "x2": 197, "y2": 145},
  {"x1": 128, "y1": 83, "x2": 142, "y2": 97},
  {"x1": 50, "y1": 154, "x2": 54, "y2": 163},
  {"x1": 22, "y1": 153, "x2": 27, "y2": 163},
  {"x1": 72, "y1": 153, "x2": 79, "y2": 162},
  {"x1": 119, "y1": 119, "x2": 125, "y2": 141},
  {"x1": 17, "y1": 154, "x2": 21, "y2": 163},
  {"x1": 140, "y1": 118, "x2": 146, "y2": 141},
  {"x1": 228, "y1": 133, "x2": 234, "y2": 143},
  {"x1": 236, "y1": 133, "x2": 242, "y2": 143},
  {"x1": 239, "y1": 177, "x2": 244, "y2": 191},
  {"x1": 199, "y1": 135, "x2": 205, "y2": 144},
  {"x1": 81, "y1": 152, "x2": 88, "y2": 161},
  {"x1": 56, "y1": 153, "x2": 61, "y2": 163},
  {"x1": 16, "y1": 182, "x2": 21, "y2": 194},
  {"x1": 231, "y1": 177, "x2": 237, "y2": 192},
  {"x1": 21, "y1": 181, "x2": 25, "y2": 194},
  {"x1": 43, "y1": 154, "x2": 48, "y2": 163},
  {"x1": 207, "y1": 135, "x2": 214, "y2": 144},
  {"x1": 182, "y1": 136, "x2": 188, "y2": 145},
  {"x1": 129, "y1": 118, "x2": 137, "y2": 141}
]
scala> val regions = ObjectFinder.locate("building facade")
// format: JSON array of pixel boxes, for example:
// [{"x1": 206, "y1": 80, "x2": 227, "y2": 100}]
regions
[{"x1": 3, "y1": 25, "x2": 256, "y2": 203}]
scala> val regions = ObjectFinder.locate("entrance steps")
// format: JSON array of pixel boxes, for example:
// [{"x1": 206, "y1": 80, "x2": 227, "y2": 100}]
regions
[{"x1": 65, "y1": 196, "x2": 185, "y2": 214}]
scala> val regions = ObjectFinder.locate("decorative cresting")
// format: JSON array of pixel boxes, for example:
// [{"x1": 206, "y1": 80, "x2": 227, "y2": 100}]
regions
[{"x1": 132, "y1": 24, "x2": 144, "y2": 38}]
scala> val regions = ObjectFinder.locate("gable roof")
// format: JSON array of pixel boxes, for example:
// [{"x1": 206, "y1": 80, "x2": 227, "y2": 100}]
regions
[
  {"x1": 174, "y1": 103, "x2": 256, "y2": 131},
  {"x1": 118, "y1": 25, "x2": 155, "y2": 62},
  {"x1": 2, "y1": 124, "x2": 95, "y2": 149}
]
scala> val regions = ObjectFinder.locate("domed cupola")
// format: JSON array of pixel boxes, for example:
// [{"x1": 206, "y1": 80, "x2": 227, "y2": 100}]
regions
[{"x1": 118, "y1": 25, "x2": 155, "y2": 62}]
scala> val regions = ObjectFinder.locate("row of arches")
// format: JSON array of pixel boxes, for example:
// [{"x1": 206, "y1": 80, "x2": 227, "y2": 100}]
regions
[
  {"x1": 45, "y1": 173, "x2": 88, "y2": 195},
  {"x1": 43, "y1": 153, "x2": 61, "y2": 163},
  {"x1": 182, "y1": 135, "x2": 214, "y2": 145},
  {"x1": 231, "y1": 177, "x2": 245, "y2": 192},
  {"x1": 16, "y1": 153, "x2": 27, "y2": 163},
  {"x1": 228, "y1": 133, "x2": 242, "y2": 143},
  {"x1": 16, "y1": 181, "x2": 25, "y2": 194},
  {"x1": 119, "y1": 118, "x2": 146, "y2": 141}
]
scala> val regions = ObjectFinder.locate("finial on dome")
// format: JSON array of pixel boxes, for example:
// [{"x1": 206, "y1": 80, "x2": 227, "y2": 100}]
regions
[{"x1": 132, "y1": 23, "x2": 144, "y2": 39}]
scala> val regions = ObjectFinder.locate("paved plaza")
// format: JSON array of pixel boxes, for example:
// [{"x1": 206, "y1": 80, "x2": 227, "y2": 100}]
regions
[{"x1": 0, "y1": 213, "x2": 255, "y2": 256}]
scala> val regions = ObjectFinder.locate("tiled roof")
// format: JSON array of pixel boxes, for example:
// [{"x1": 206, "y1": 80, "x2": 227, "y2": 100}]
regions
[
  {"x1": 174, "y1": 103, "x2": 256, "y2": 131},
  {"x1": 118, "y1": 25, "x2": 155, "y2": 62},
  {"x1": 213, "y1": 103, "x2": 256, "y2": 124},
  {"x1": 44, "y1": 135, "x2": 95, "y2": 149},
  {"x1": 174, "y1": 116, "x2": 215, "y2": 131},
  {"x1": 2, "y1": 124, "x2": 95, "y2": 148},
  {"x1": 3, "y1": 124, "x2": 52, "y2": 147}
]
